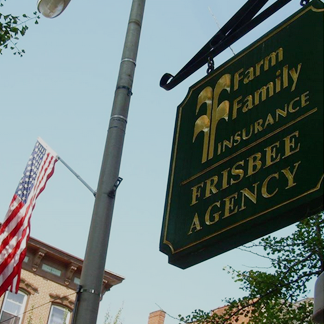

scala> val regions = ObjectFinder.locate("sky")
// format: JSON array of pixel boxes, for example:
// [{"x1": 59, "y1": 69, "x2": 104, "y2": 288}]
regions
[{"x1": 0, "y1": 0, "x2": 317, "y2": 323}]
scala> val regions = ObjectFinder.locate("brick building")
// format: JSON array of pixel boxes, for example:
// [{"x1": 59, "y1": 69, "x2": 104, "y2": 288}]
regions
[
  {"x1": 148, "y1": 310, "x2": 166, "y2": 324},
  {"x1": 0, "y1": 236, "x2": 124, "y2": 324},
  {"x1": 146, "y1": 307, "x2": 247, "y2": 324},
  {"x1": 147, "y1": 298, "x2": 315, "y2": 324}
]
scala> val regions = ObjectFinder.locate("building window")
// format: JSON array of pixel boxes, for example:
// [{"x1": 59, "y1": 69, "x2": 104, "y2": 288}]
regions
[
  {"x1": 42, "y1": 264, "x2": 62, "y2": 277},
  {"x1": 48, "y1": 305, "x2": 71, "y2": 324},
  {"x1": 0, "y1": 290, "x2": 27, "y2": 324},
  {"x1": 73, "y1": 277, "x2": 80, "y2": 285}
]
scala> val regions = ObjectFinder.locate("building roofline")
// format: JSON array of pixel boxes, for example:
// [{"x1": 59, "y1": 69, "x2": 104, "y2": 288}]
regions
[
  {"x1": 0, "y1": 223, "x2": 124, "y2": 296},
  {"x1": 27, "y1": 235, "x2": 125, "y2": 284}
]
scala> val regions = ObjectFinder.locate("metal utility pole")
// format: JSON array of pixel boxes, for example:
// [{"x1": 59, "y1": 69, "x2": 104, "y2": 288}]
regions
[{"x1": 72, "y1": 1, "x2": 146, "y2": 323}]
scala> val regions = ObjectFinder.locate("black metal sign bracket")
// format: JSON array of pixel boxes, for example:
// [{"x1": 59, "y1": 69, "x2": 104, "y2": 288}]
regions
[{"x1": 160, "y1": 0, "x2": 308, "y2": 91}]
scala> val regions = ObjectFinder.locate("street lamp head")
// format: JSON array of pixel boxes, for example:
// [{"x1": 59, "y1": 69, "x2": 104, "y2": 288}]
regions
[{"x1": 37, "y1": 0, "x2": 71, "y2": 18}]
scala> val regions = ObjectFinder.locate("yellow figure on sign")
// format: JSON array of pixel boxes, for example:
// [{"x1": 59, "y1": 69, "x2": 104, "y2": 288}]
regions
[
  {"x1": 193, "y1": 87, "x2": 212, "y2": 163},
  {"x1": 193, "y1": 74, "x2": 231, "y2": 163}
]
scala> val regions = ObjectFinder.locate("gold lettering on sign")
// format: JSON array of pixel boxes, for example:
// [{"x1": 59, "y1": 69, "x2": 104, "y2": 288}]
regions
[
  {"x1": 215, "y1": 91, "x2": 310, "y2": 156},
  {"x1": 189, "y1": 131, "x2": 301, "y2": 206},
  {"x1": 264, "y1": 142, "x2": 280, "y2": 167},
  {"x1": 240, "y1": 183, "x2": 259, "y2": 211},
  {"x1": 283, "y1": 131, "x2": 300, "y2": 158},
  {"x1": 262, "y1": 173, "x2": 279, "y2": 198},
  {"x1": 205, "y1": 201, "x2": 221, "y2": 225},
  {"x1": 223, "y1": 193, "x2": 238, "y2": 218},
  {"x1": 188, "y1": 213, "x2": 202, "y2": 234},
  {"x1": 188, "y1": 160, "x2": 301, "y2": 235},
  {"x1": 281, "y1": 162, "x2": 301, "y2": 189},
  {"x1": 190, "y1": 182, "x2": 204, "y2": 206},
  {"x1": 232, "y1": 62, "x2": 302, "y2": 120},
  {"x1": 191, "y1": 46, "x2": 308, "y2": 166},
  {"x1": 233, "y1": 48, "x2": 284, "y2": 91}
]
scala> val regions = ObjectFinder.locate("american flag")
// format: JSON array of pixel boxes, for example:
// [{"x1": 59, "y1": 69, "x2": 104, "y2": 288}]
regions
[{"x1": 0, "y1": 138, "x2": 57, "y2": 297}]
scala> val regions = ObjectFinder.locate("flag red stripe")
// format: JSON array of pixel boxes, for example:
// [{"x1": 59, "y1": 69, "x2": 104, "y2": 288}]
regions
[
  {"x1": 0, "y1": 195, "x2": 35, "y2": 260},
  {"x1": 0, "y1": 247, "x2": 27, "y2": 296},
  {"x1": 0, "y1": 197, "x2": 23, "y2": 236},
  {"x1": 2, "y1": 245, "x2": 27, "y2": 293},
  {"x1": 0, "y1": 220, "x2": 29, "y2": 274},
  {"x1": 0, "y1": 168, "x2": 50, "y2": 273},
  {"x1": 34, "y1": 154, "x2": 57, "y2": 200},
  {"x1": 0, "y1": 203, "x2": 26, "y2": 255},
  {"x1": 0, "y1": 139, "x2": 57, "y2": 297}
]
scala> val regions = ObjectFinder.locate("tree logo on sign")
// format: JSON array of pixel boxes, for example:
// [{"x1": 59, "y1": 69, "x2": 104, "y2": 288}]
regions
[{"x1": 193, "y1": 74, "x2": 231, "y2": 163}]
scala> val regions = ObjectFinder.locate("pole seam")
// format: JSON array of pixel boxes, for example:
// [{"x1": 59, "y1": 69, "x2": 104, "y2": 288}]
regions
[{"x1": 121, "y1": 58, "x2": 136, "y2": 66}]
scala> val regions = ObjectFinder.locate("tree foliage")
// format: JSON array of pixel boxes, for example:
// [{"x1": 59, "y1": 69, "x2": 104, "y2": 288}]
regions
[
  {"x1": 179, "y1": 213, "x2": 324, "y2": 324},
  {"x1": 0, "y1": 0, "x2": 40, "y2": 56},
  {"x1": 104, "y1": 306, "x2": 123, "y2": 324}
]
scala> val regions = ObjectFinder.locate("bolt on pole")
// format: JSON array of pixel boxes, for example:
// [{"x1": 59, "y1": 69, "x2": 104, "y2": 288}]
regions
[{"x1": 72, "y1": 1, "x2": 146, "y2": 323}]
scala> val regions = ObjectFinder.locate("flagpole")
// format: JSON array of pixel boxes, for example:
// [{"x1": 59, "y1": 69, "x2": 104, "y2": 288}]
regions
[
  {"x1": 72, "y1": 1, "x2": 146, "y2": 323},
  {"x1": 57, "y1": 156, "x2": 96, "y2": 196}
]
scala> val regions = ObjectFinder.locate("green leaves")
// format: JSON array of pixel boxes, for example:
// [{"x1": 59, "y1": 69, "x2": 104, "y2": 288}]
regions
[
  {"x1": 0, "y1": 2, "x2": 41, "y2": 56},
  {"x1": 178, "y1": 213, "x2": 323, "y2": 324},
  {"x1": 104, "y1": 306, "x2": 124, "y2": 324}
]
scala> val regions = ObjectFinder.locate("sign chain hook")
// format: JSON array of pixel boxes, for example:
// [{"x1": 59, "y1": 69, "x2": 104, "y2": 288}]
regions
[{"x1": 206, "y1": 57, "x2": 215, "y2": 74}]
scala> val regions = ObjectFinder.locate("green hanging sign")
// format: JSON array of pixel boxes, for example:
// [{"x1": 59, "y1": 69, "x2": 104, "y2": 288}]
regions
[{"x1": 160, "y1": 0, "x2": 324, "y2": 269}]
